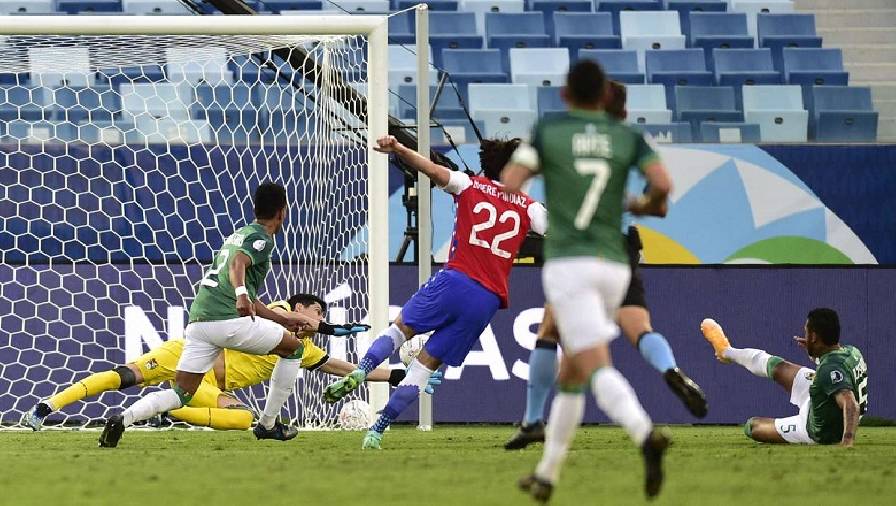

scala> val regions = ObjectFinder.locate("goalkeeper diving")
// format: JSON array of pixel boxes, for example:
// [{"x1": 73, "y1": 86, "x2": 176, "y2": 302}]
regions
[{"x1": 23, "y1": 294, "x2": 440, "y2": 431}]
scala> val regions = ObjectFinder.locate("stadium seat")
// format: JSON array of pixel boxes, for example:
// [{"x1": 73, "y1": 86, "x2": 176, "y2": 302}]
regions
[
  {"x1": 537, "y1": 86, "x2": 565, "y2": 117},
  {"x1": 468, "y1": 83, "x2": 537, "y2": 140},
  {"x1": 55, "y1": 0, "x2": 122, "y2": 14},
  {"x1": 553, "y1": 13, "x2": 621, "y2": 57},
  {"x1": 645, "y1": 49, "x2": 713, "y2": 110},
  {"x1": 432, "y1": 118, "x2": 485, "y2": 144},
  {"x1": 47, "y1": 86, "x2": 121, "y2": 124},
  {"x1": 742, "y1": 85, "x2": 807, "y2": 141},
  {"x1": 255, "y1": 0, "x2": 322, "y2": 12},
  {"x1": 191, "y1": 84, "x2": 258, "y2": 144},
  {"x1": 620, "y1": 11, "x2": 687, "y2": 71},
  {"x1": 782, "y1": 48, "x2": 848, "y2": 112},
  {"x1": 627, "y1": 84, "x2": 673, "y2": 124},
  {"x1": 396, "y1": 0, "x2": 459, "y2": 9},
  {"x1": 632, "y1": 122, "x2": 693, "y2": 142},
  {"x1": 131, "y1": 117, "x2": 212, "y2": 144},
  {"x1": 596, "y1": 0, "x2": 663, "y2": 35},
  {"x1": 28, "y1": 47, "x2": 94, "y2": 88},
  {"x1": 389, "y1": 46, "x2": 438, "y2": 90},
  {"x1": 429, "y1": 12, "x2": 484, "y2": 68},
  {"x1": 713, "y1": 48, "x2": 782, "y2": 103},
  {"x1": 442, "y1": 49, "x2": 509, "y2": 97},
  {"x1": 689, "y1": 12, "x2": 754, "y2": 70},
  {"x1": 510, "y1": 48, "x2": 569, "y2": 90},
  {"x1": 322, "y1": 0, "x2": 390, "y2": 12},
  {"x1": 75, "y1": 118, "x2": 133, "y2": 144},
  {"x1": 0, "y1": 86, "x2": 48, "y2": 122},
  {"x1": 485, "y1": 12, "x2": 551, "y2": 72},
  {"x1": 120, "y1": 82, "x2": 191, "y2": 121},
  {"x1": 812, "y1": 86, "x2": 879, "y2": 142},
  {"x1": 0, "y1": 1, "x2": 54, "y2": 14},
  {"x1": 3, "y1": 120, "x2": 78, "y2": 143},
  {"x1": 389, "y1": 11, "x2": 416, "y2": 45},
  {"x1": 98, "y1": 65, "x2": 167, "y2": 87},
  {"x1": 666, "y1": 1, "x2": 727, "y2": 38},
  {"x1": 731, "y1": 0, "x2": 795, "y2": 39},
  {"x1": 122, "y1": 0, "x2": 191, "y2": 14},
  {"x1": 397, "y1": 84, "x2": 470, "y2": 120},
  {"x1": 529, "y1": 0, "x2": 592, "y2": 38},
  {"x1": 757, "y1": 13, "x2": 823, "y2": 72},
  {"x1": 460, "y1": 0, "x2": 525, "y2": 35},
  {"x1": 675, "y1": 85, "x2": 743, "y2": 141},
  {"x1": 0, "y1": 73, "x2": 29, "y2": 86},
  {"x1": 578, "y1": 49, "x2": 644, "y2": 84},
  {"x1": 700, "y1": 121, "x2": 761, "y2": 142},
  {"x1": 165, "y1": 47, "x2": 233, "y2": 85}
]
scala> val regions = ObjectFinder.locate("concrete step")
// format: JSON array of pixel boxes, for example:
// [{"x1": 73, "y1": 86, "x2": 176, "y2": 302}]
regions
[
  {"x1": 863, "y1": 84, "x2": 896, "y2": 101},
  {"x1": 814, "y1": 9, "x2": 896, "y2": 28},
  {"x1": 844, "y1": 63, "x2": 896, "y2": 82},
  {"x1": 874, "y1": 100, "x2": 896, "y2": 117},
  {"x1": 840, "y1": 45, "x2": 896, "y2": 64},
  {"x1": 818, "y1": 28, "x2": 896, "y2": 45},
  {"x1": 795, "y1": 0, "x2": 896, "y2": 9},
  {"x1": 877, "y1": 117, "x2": 896, "y2": 141}
]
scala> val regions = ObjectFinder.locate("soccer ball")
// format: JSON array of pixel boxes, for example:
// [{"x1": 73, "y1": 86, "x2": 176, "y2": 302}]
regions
[
  {"x1": 399, "y1": 335, "x2": 429, "y2": 366},
  {"x1": 338, "y1": 400, "x2": 373, "y2": 430}
]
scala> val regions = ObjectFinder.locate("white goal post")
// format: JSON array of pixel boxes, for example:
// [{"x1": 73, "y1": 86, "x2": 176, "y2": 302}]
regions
[{"x1": 0, "y1": 14, "x2": 392, "y2": 429}]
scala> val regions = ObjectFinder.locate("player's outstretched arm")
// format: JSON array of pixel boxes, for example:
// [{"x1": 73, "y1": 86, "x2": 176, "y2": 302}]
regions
[
  {"x1": 374, "y1": 135, "x2": 452, "y2": 188},
  {"x1": 835, "y1": 389, "x2": 860, "y2": 447},
  {"x1": 501, "y1": 143, "x2": 539, "y2": 194},
  {"x1": 230, "y1": 251, "x2": 256, "y2": 319},
  {"x1": 627, "y1": 161, "x2": 672, "y2": 217}
]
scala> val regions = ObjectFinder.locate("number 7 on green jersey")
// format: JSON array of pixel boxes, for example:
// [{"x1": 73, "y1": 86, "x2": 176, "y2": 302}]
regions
[{"x1": 573, "y1": 159, "x2": 611, "y2": 230}]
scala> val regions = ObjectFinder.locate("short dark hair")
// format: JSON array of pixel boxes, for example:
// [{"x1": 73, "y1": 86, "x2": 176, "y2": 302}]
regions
[
  {"x1": 479, "y1": 138, "x2": 522, "y2": 181},
  {"x1": 566, "y1": 59, "x2": 607, "y2": 107},
  {"x1": 807, "y1": 308, "x2": 840, "y2": 346},
  {"x1": 254, "y1": 182, "x2": 287, "y2": 220},
  {"x1": 288, "y1": 293, "x2": 327, "y2": 316},
  {"x1": 605, "y1": 80, "x2": 626, "y2": 121}
]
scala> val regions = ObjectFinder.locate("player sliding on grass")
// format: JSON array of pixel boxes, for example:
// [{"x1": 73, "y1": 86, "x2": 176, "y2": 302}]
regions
[
  {"x1": 501, "y1": 61, "x2": 674, "y2": 502},
  {"x1": 97, "y1": 182, "x2": 368, "y2": 447},
  {"x1": 505, "y1": 81, "x2": 706, "y2": 451},
  {"x1": 24, "y1": 294, "x2": 435, "y2": 431},
  {"x1": 701, "y1": 308, "x2": 866, "y2": 446},
  {"x1": 322, "y1": 136, "x2": 547, "y2": 449}
]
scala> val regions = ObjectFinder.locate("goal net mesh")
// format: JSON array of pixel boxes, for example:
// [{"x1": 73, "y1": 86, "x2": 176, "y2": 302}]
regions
[{"x1": 0, "y1": 32, "x2": 374, "y2": 429}]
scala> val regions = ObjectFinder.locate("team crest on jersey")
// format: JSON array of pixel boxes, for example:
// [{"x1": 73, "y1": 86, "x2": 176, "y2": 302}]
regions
[
  {"x1": 830, "y1": 370, "x2": 844, "y2": 383},
  {"x1": 805, "y1": 371, "x2": 816, "y2": 382},
  {"x1": 252, "y1": 239, "x2": 267, "y2": 251},
  {"x1": 146, "y1": 358, "x2": 158, "y2": 370}
]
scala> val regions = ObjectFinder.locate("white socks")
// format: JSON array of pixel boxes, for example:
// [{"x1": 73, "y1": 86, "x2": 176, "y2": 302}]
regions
[
  {"x1": 384, "y1": 324, "x2": 406, "y2": 350},
  {"x1": 592, "y1": 367, "x2": 652, "y2": 446},
  {"x1": 122, "y1": 389, "x2": 183, "y2": 427},
  {"x1": 535, "y1": 392, "x2": 585, "y2": 483},
  {"x1": 723, "y1": 347, "x2": 772, "y2": 378},
  {"x1": 259, "y1": 357, "x2": 302, "y2": 429},
  {"x1": 401, "y1": 359, "x2": 435, "y2": 389}
]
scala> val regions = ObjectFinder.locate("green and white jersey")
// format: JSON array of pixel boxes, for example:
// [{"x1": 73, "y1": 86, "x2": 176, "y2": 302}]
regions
[
  {"x1": 808, "y1": 345, "x2": 868, "y2": 444},
  {"x1": 516, "y1": 109, "x2": 660, "y2": 263},
  {"x1": 188, "y1": 223, "x2": 275, "y2": 323}
]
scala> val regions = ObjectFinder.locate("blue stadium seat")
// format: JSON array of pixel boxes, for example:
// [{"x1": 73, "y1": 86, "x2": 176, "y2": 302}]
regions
[
  {"x1": 397, "y1": 85, "x2": 470, "y2": 120},
  {"x1": 0, "y1": 73, "x2": 29, "y2": 86},
  {"x1": 202, "y1": 109, "x2": 262, "y2": 145},
  {"x1": 120, "y1": 82, "x2": 191, "y2": 121},
  {"x1": 0, "y1": 1, "x2": 54, "y2": 13},
  {"x1": 255, "y1": 0, "x2": 322, "y2": 12},
  {"x1": 731, "y1": 0, "x2": 795, "y2": 39},
  {"x1": 620, "y1": 11, "x2": 687, "y2": 70},
  {"x1": 429, "y1": 12, "x2": 484, "y2": 68},
  {"x1": 322, "y1": 0, "x2": 389, "y2": 12},
  {"x1": 626, "y1": 84, "x2": 673, "y2": 124},
  {"x1": 645, "y1": 49, "x2": 713, "y2": 110},
  {"x1": 632, "y1": 122, "x2": 693, "y2": 142},
  {"x1": 782, "y1": 48, "x2": 848, "y2": 112},
  {"x1": 758, "y1": 13, "x2": 822, "y2": 72},
  {"x1": 485, "y1": 12, "x2": 551, "y2": 73},
  {"x1": 166, "y1": 47, "x2": 233, "y2": 85},
  {"x1": 596, "y1": 0, "x2": 663, "y2": 35},
  {"x1": 228, "y1": 56, "x2": 278, "y2": 85},
  {"x1": 75, "y1": 119, "x2": 133, "y2": 144},
  {"x1": 460, "y1": 0, "x2": 525, "y2": 34},
  {"x1": 742, "y1": 85, "x2": 807, "y2": 141},
  {"x1": 131, "y1": 117, "x2": 212, "y2": 144},
  {"x1": 700, "y1": 122, "x2": 761, "y2": 142},
  {"x1": 578, "y1": 49, "x2": 644, "y2": 84},
  {"x1": 468, "y1": 83, "x2": 536, "y2": 140},
  {"x1": 713, "y1": 48, "x2": 782, "y2": 104},
  {"x1": 47, "y1": 86, "x2": 120, "y2": 124},
  {"x1": 553, "y1": 13, "x2": 620, "y2": 57},
  {"x1": 396, "y1": 0, "x2": 458, "y2": 9},
  {"x1": 55, "y1": 0, "x2": 122, "y2": 13},
  {"x1": 389, "y1": 45, "x2": 438, "y2": 89},
  {"x1": 666, "y1": 1, "x2": 727, "y2": 38},
  {"x1": 689, "y1": 12, "x2": 754, "y2": 70},
  {"x1": 97, "y1": 65, "x2": 167, "y2": 87},
  {"x1": 122, "y1": 0, "x2": 192, "y2": 14},
  {"x1": 4, "y1": 121, "x2": 78, "y2": 143},
  {"x1": 432, "y1": 118, "x2": 485, "y2": 144},
  {"x1": 442, "y1": 49, "x2": 509, "y2": 96},
  {"x1": 389, "y1": 11, "x2": 416, "y2": 45},
  {"x1": 0, "y1": 86, "x2": 48, "y2": 122},
  {"x1": 675, "y1": 85, "x2": 743, "y2": 141},
  {"x1": 537, "y1": 86, "x2": 565, "y2": 117},
  {"x1": 530, "y1": 1, "x2": 592, "y2": 38},
  {"x1": 812, "y1": 86, "x2": 878, "y2": 142},
  {"x1": 510, "y1": 48, "x2": 569, "y2": 89}
]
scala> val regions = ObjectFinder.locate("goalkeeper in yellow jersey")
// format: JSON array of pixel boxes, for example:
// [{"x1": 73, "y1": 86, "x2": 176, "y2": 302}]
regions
[{"x1": 23, "y1": 293, "x2": 435, "y2": 431}]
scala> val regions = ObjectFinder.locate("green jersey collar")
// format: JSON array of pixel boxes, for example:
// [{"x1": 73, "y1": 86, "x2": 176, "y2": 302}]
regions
[
  {"x1": 249, "y1": 222, "x2": 273, "y2": 239},
  {"x1": 568, "y1": 108, "x2": 609, "y2": 120}
]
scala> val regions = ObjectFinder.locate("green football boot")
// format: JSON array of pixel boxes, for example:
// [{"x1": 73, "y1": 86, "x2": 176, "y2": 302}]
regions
[
  {"x1": 361, "y1": 430, "x2": 383, "y2": 450},
  {"x1": 323, "y1": 369, "x2": 367, "y2": 403}
]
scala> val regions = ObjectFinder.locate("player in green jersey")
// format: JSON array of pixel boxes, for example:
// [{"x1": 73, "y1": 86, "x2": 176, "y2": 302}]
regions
[
  {"x1": 702, "y1": 308, "x2": 866, "y2": 447},
  {"x1": 501, "y1": 61, "x2": 674, "y2": 502}
]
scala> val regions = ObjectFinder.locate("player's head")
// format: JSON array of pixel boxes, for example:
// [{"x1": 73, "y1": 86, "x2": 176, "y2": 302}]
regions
[
  {"x1": 604, "y1": 80, "x2": 627, "y2": 120},
  {"x1": 561, "y1": 59, "x2": 606, "y2": 110},
  {"x1": 288, "y1": 293, "x2": 327, "y2": 319},
  {"x1": 804, "y1": 307, "x2": 840, "y2": 356},
  {"x1": 254, "y1": 181, "x2": 288, "y2": 231},
  {"x1": 480, "y1": 138, "x2": 522, "y2": 181}
]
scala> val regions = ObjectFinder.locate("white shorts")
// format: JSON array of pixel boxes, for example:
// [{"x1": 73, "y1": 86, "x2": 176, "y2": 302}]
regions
[
  {"x1": 774, "y1": 367, "x2": 816, "y2": 444},
  {"x1": 177, "y1": 316, "x2": 287, "y2": 374},
  {"x1": 542, "y1": 257, "x2": 631, "y2": 355}
]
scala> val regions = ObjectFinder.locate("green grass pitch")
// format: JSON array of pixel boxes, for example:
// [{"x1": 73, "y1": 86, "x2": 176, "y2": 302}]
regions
[{"x1": 2, "y1": 426, "x2": 895, "y2": 506}]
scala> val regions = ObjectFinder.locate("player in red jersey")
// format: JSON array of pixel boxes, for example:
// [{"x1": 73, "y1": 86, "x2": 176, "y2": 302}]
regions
[{"x1": 323, "y1": 135, "x2": 547, "y2": 449}]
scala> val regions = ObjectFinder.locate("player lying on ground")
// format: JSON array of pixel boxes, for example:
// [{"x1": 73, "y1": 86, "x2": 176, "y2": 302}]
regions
[
  {"x1": 322, "y1": 136, "x2": 547, "y2": 449},
  {"x1": 701, "y1": 308, "x2": 866, "y2": 447},
  {"x1": 24, "y1": 294, "x2": 437, "y2": 431},
  {"x1": 505, "y1": 81, "x2": 706, "y2": 451},
  {"x1": 502, "y1": 60, "x2": 674, "y2": 502}
]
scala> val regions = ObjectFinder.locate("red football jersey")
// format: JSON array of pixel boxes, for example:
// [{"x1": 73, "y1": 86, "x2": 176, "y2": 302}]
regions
[{"x1": 445, "y1": 174, "x2": 544, "y2": 308}]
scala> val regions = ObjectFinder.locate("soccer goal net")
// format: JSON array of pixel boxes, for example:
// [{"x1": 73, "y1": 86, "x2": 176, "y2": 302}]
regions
[{"x1": 0, "y1": 16, "x2": 390, "y2": 430}]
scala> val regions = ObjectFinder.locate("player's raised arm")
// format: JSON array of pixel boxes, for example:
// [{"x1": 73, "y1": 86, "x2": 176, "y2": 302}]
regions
[
  {"x1": 835, "y1": 389, "x2": 860, "y2": 447},
  {"x1": 229, "y1": 251, "x2": 255, "y2": 319},
  {"x1": 501, "y1": 143, "x2": 539, "y2": 194},
  {"x1": 374, "y1": 135, "x2": 452, "y2": 188}
]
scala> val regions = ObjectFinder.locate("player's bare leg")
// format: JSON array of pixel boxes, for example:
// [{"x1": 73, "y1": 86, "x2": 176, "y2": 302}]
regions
[
  {"x1": 255, "y1": 330, "x2": 307, "y2": 441},
  {"x1": 620, "y1": 306, "x2": 707, "y2": 418},
  {"x1": 506, "y1": 305, "x2": 557, "y2": 450},
  {"x1": 324, "y1": 314, "x2": 417, "y2": 403},
  {"x1": 743, "y1": 417, "x2": 789, "y2": 443}
]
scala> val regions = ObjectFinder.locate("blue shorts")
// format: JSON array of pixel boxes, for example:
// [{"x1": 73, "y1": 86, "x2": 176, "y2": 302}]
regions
[{"x1": 401, "y1": 268, "x2": 500, "y2": 367}]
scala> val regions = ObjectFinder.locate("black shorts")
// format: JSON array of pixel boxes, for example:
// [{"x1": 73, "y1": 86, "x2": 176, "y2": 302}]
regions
[{"x1": 621, "y1": 226, "x2": 648, "y2": 309}]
